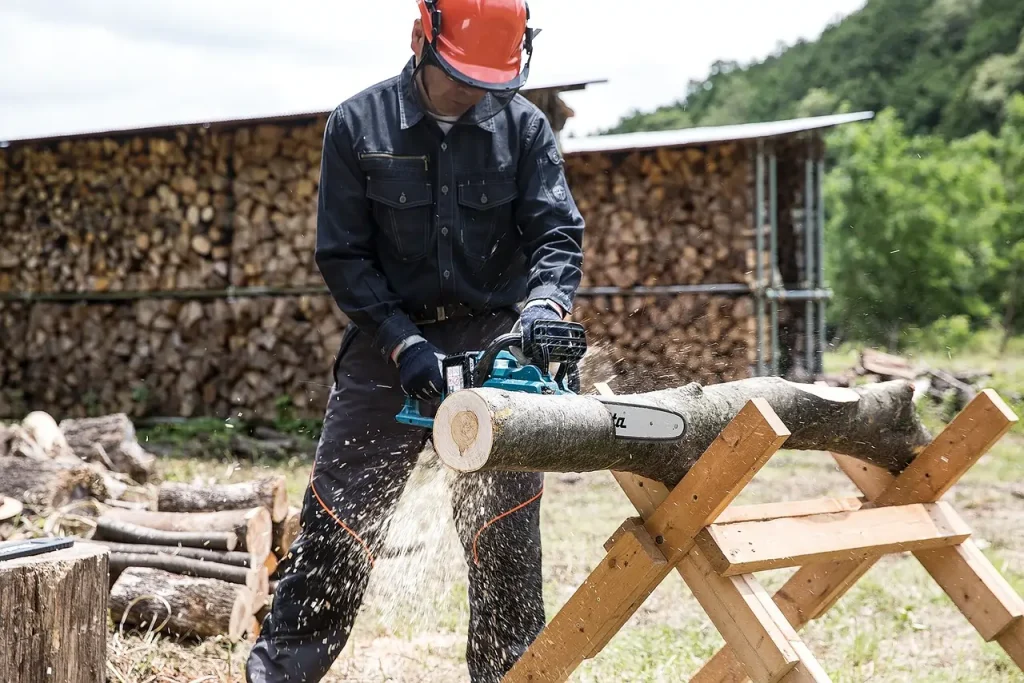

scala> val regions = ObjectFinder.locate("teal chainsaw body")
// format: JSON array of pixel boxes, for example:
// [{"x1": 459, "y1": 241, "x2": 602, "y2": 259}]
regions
[{"x1": 395, "y1": 320, "x2": 687, "y2": 442}]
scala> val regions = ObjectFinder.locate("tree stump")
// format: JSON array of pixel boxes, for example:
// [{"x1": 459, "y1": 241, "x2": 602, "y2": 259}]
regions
[{"x1": 0, "y1": 541, "x2": 109, "y2": 683}]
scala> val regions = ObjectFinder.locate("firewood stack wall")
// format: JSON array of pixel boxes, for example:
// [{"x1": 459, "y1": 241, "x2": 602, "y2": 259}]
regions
[
  {"x1": 0, "y1": 106, "x2": 811, "y2": 419},
  {"x1": 565, "y1": 142, "x2": 760, "y2": 391}
]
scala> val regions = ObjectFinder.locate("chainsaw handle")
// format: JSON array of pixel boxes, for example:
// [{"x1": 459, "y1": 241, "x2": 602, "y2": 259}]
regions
[{"x1": 474, "y1": 333, "x2": 524, "y2": 387}]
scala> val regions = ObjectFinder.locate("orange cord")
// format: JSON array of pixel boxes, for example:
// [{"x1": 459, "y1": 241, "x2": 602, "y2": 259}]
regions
[
  {"x1": 471, "y1": 486, "x2": 544, "y2": 566},
  {"x1": 309, "y1": 461, "x2": 376, "y2": 568}
]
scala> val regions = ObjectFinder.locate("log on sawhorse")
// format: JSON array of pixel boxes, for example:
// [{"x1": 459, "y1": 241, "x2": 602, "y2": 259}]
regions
[{"x1": 502, "y1": 385, "x2": 1023, "y2": 683}]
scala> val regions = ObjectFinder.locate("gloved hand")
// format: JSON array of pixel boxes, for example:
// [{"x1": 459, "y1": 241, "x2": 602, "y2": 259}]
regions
[
  {"x1": 519, "y1": 301, "x2": 563, "y2": 364},
  {"x1": 397, "y1": 340, "x2": 445, "y2": 400}
]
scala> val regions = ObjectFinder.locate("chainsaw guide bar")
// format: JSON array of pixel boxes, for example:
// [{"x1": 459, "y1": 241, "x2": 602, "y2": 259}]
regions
[{"x1": 593, "y1": 397, "x2": 687, "y2": 442}]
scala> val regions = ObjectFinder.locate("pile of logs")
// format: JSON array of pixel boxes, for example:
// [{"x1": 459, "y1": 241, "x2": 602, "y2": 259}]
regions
[
  {"x1": 0, "y1": 296, "x2": 347, "y2": 419},
  {"x1": 574, "y1": 294, "x2": 755, "y2": 391},
  {"x1": 564, "y1": 143, "x2": 757, "y2": 386},
  {"x1": 229, "y1": 120, "x2": 326, "y2": 288},
  {"x1": 0, "y1": 409, "x2": 300, "y2": 642},
  {"x1": 0, "y1": 128, "x2": 234, "y2": 294},
  {"x1": 98, "y1": 480, "x2": 300, "y2": 641},
  {"x1": 566, "y1": 144, "x2": 755, "y2": 290}
]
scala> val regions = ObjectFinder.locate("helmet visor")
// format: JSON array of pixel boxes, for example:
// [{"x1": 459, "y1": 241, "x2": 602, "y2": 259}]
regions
[{"x1": 415, "y1": 42, "x2": 531, "y2": 126}]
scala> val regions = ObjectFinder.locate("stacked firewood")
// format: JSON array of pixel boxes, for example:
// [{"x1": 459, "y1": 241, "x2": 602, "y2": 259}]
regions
[
  {"x1": 564, "y1": 144, "x2": 756, "y2": 386},
  {"x1": 566, "y1": 143, "x2": 755, "y2": 291},
  {"x1": 229, "y1": 119, "x2": 326, "y2": 288},
  {"x1": 0, "y1": 409, "x2": 300, "y2": 642},
  {"x1": 0, "y1": 128, "x2": 233, "y2": 294},
  {"x1": 574, "y1": 294, "x2": 755, "y2": 392},
  {"x1": 0, "y1": 296, "x2": 347, "y2": 420},
  {"x1": 98, "y1": 480, "x2": 300, "y2": 641}
]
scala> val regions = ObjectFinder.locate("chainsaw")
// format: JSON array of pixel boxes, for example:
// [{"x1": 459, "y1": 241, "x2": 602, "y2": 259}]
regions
[{"x1": 395, "y1": 320, "x2": 687, "y2": 442}]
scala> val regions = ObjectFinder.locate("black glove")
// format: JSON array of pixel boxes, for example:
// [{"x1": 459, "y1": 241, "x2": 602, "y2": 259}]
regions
[
  {"x1": 398, "y1": 341, "x2": 445, "y2": 400},
  {"x1": 519, "y1": 302, "x2": 562, "y2": 364}
]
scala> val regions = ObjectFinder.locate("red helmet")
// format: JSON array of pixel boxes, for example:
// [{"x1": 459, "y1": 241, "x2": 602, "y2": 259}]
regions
[{"x1": 416, "y1": 0, "x2": 538, "y2": 92}]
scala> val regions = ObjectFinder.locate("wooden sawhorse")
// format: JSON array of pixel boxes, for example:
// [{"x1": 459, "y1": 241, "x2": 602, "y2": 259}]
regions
[{"x1": 503, "y1": 386, "x2": 1023, "y2": 682}]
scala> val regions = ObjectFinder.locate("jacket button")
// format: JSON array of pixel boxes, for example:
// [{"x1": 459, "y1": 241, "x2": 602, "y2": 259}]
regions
[
  {"x1": 399, "y1": 193, "x2": 407, "y2": 204},
  {"x1": 444, "y1": 270, "x2": 451, "y2": 279},
  {"x1": 441, "y1": 226, "x2": 449, "y2": 236},
  {"x1": 480, "y1": 194, "x2": 489, "y2": 204},
  {"x1": 441, "y1": 143, "x2": 448, "y2": 151},
  {"x1": 442, "y1": 185, "x2": 449, "y2": 195}
]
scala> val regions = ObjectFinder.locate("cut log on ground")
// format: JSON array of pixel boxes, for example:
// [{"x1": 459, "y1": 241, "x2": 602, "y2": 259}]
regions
[
  {"x1": 108, "y1": 552, "x2": 262, "y2": 587},
  {"x1": 272, "y1": 506, "x2": 301, "y2": 558},
  {"x1": 0, "y1": 541, "x2": 109, "y2": 683},
  {"x1": 102, "y1": 507, "x2": 272, "y2": 558},
  {"x1": 109, "y1": 567, "x2": 253, "y2": 641},
  {"x1": 95, "y1": 517, "x2": 237, "y2": 551},
  {"x1": 91, "y1": 540, "x2": 254, "y2": 566},
  {"x1": 157, "y1": 476, "x2": 288, "y2": 522},
  {"x1": 0, "y1": 455, "x2": 107, "y2": 510},
  {"x1": 59, "y1": 413, "x2": 156, "y2": 483},
  {"x1": 433, "y1": 378, "x2": 932, "y2": 487}
]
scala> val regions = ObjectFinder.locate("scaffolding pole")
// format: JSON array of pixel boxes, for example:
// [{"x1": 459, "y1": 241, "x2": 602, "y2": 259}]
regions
[
  {"x1": 804, "y1": 140, "x2": 816, "y2": 377},
  {"x1": 755, "y1": 141, "x2": 766, "y2": 376},
  {"x1": 817, "y1": 155, "x2": 828, "y2": 375},
  {"x1": 769, "y1": 150, "x2": 780, "y2": 376}
]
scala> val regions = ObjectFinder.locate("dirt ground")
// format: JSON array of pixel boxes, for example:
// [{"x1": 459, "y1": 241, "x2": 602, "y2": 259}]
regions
[{"x1": 109, "y1": 425, "x2": 1024, "y2": 683}]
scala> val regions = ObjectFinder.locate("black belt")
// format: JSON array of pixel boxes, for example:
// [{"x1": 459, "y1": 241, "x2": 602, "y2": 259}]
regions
[{"x1": 410, "y1": 303, "x2": 517, "y2": 325}]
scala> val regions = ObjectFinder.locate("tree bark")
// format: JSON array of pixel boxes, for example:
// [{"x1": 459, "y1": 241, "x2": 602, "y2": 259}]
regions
[
  {"x1": 101, "y1": 507, "x2": 271, "y2": 558},
  {"x1": 95, "y1": 517, "x2": 237, "y2": 551},
  {"x1": 0, "y1": 455, "x2": 107, "y2": 510},
  {"x1": 90, "y1": 540, "x2": 253, "y2": 566},
  {"x1": 0, "y1": 541, "x2": 108, "y2": 683},
  {"x1": 433, "y1": 378, "x2": 931, "y2": 487},
  {"x1": 109, "y1": 567, "x2": 253, "y2": 641},
  {"x1": 157, "y1": 476, "x2": 288, "y2": 522},
  {"x1": 59, "y1": 413, "x2": 156, "y2": 483}
]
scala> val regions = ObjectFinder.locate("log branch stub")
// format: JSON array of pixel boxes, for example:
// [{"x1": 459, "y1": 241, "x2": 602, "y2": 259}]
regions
[{"x1": 433, "y1": 378, "x2": 932, "y2": 486}]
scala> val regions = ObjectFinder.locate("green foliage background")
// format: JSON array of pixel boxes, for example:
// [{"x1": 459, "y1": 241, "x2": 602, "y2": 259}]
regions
[{"x1": 603, "y1": 0, "x2": 1024, "y2": 349}]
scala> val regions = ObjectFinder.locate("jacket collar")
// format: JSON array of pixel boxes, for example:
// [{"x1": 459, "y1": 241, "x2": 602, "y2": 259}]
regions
[{"x1": 397, "y1": 56, "x2": 497, "y2": 133}]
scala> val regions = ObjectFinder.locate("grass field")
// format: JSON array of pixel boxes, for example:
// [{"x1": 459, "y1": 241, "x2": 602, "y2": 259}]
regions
[{"x1": 112, "y1": 342, "x2": 1024, "y2": 683}]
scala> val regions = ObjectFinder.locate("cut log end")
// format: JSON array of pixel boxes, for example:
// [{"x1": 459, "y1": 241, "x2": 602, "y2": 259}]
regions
[
  {"x1": 433, "y1": 391, "x2": 495, "y2": 472},
  {"x1": 0, "y1": 541, "x2": 109, "y2": 683}
]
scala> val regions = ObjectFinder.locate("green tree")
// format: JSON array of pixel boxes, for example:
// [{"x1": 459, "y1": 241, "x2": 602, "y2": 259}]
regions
[{"x1": 823, "y1": 110, "x2": 1007, "y2": 346}]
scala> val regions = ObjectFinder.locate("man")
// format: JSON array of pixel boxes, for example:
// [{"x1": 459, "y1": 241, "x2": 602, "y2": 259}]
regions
[{"x1": 246, "y1": 1, "x2": 585, "y2": 681}]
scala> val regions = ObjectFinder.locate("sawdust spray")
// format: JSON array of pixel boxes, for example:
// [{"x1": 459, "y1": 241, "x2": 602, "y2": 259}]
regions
[{"x1": 360, "y1": 444, "x2": 470, "y2": 633}]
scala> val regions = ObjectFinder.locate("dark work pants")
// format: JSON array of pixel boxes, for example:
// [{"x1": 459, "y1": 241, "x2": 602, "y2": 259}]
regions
[{"x1": 246, "y1": 309, "x2": 546, "y2": 683}]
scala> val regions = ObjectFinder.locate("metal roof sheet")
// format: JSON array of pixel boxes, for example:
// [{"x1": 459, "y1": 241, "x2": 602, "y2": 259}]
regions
[
  {"x1": 560, "y1": 111, "x2": 875, "y2": 155},
  {"x1": 0, "y1": 77, "x2": 608, "y2": 146}
]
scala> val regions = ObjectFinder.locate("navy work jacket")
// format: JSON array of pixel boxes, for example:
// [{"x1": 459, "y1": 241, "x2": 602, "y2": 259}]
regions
[{"x1": 314, "y1": 57, "x2": 586, "y2": 361}]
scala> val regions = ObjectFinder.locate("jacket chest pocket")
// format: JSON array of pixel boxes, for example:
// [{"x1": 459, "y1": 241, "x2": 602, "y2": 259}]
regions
[
  {"x1": 366, "y1": 177, "x2": 433, "y2": 262},
  {"x1": 456, "y1": 180, "x2": 518, "y2": 263}
]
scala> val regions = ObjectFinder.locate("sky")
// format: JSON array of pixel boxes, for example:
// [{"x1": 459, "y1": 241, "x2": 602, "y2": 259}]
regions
[{"x1": 0, "y1": 0, "x2": 868, "y2": 142}]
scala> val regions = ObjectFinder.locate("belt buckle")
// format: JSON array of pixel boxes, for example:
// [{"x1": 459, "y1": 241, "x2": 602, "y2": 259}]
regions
[{"x1": 436, "y1": 305, "x2": 447, "y2": 322}]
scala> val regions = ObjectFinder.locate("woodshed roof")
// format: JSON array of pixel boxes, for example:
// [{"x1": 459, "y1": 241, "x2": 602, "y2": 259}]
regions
[{"x1": 560, "y1": 111, "x2": 875, "y2": 155}]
